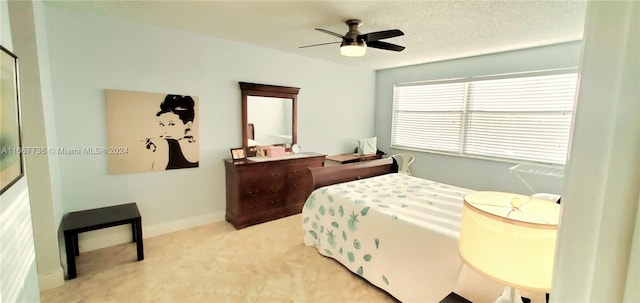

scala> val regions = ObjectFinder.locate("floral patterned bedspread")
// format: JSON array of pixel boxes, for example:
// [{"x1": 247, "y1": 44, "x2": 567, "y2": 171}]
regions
[{"x1": 302, "y1": 173, "x2": 474, "y2": 302}]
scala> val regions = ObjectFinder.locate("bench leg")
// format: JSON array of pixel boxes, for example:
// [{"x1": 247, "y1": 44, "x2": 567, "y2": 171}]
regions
[
  {"x1": 134, "y1": 218, "x2": 144, "y2": 261},
  {"x1": 64, "y1": 231, "x2": 77, "y2": 279},
  {"x1": 131, "y1": 222, "x2": 136, "y2": 242},
  {"x1": 73, "y1": 234, "x2": 79, "y2": 256}
]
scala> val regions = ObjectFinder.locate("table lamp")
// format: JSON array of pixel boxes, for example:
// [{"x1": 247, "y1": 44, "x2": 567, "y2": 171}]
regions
[{"x1": 459, "y1": 191, "x2": 561, "y2": 303}]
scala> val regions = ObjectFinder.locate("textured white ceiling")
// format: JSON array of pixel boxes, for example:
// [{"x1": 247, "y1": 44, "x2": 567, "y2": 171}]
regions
[{"x1": 46, "y1": 0, "x2": 587, "y2": 70}]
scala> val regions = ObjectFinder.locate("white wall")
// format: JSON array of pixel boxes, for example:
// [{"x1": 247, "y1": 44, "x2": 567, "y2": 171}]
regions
[
  {"x1": 552, "y1": 1, "x2": 639, "y2": 302},
  {"x1": 375, "y1": 42, "x2": 582, "y2": 194},
  {"x1": 0, "y1": 1, "x2": 40, "y2": 301},
  {"x1": 624, "y1": 192, "x2": 640, "y2": 303},
  {"x1": 42, "y1": 4, "x2": 376, "y2": 251},
  {"x1": 9, "y1": 0, "x2": 66, "y2": 290}
]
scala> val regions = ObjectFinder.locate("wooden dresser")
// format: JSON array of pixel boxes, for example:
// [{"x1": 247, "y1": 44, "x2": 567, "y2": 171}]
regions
[{"x1": 224, "y1": 152, "x2": 326, "y2": 229}]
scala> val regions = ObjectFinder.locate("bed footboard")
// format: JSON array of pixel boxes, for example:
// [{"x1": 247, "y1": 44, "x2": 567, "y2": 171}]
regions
[{"x1": 308, "y1": 158, "x2": 398, "y2": 190}]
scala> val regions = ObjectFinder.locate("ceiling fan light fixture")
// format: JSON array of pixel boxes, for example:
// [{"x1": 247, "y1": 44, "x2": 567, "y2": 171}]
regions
[{"x1": 340, "y1": 40, "x2": 367, "y2": 57}]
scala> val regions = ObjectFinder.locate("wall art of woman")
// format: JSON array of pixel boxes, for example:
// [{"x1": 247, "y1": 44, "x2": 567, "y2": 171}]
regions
[
  {"x1": 145, "y1": 95, "x2": 199, "y2": 170},
  {"x1": 105, "y1": 89, "x2": 200, "y2": 175}
]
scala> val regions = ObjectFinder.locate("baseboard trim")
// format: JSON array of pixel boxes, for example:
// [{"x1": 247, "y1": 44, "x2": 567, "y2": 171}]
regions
[
  {"x1": 38, "y1": 266, "x2": 64, "y2": 291},
  {"x1": 145, "y1": 211, "x2": 226, "y2": 238},
  {"x1": 77, "y1": 211, "x2": 226, "y2": 253}
]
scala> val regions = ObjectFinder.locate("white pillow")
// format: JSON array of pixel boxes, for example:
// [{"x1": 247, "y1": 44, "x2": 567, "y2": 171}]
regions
[{"x1": 357, "y1": 137, "x2": 377, "y2": 155}]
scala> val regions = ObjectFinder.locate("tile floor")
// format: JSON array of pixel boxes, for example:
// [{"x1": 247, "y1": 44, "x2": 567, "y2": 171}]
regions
[{"x1": 40, "y1": 214, "x2": 399, "y2": 303}]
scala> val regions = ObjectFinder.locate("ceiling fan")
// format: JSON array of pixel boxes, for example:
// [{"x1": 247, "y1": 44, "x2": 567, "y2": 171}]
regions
[{"x1": 299, "y1": 19, "x2": 405, "y2": 57}]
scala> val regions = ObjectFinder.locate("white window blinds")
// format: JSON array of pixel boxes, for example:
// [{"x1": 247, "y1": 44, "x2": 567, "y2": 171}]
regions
[
  {"x1": 392, "y1": 81, "x2": 466, "y2": 153},
  {"x1": 391, "y1": 70, "x2": 578, "y2": 165}
]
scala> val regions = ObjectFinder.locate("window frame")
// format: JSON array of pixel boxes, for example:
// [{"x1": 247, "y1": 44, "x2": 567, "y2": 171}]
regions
[{"x1": 391, "y1": 68, "x2": 578, "y2": 166}]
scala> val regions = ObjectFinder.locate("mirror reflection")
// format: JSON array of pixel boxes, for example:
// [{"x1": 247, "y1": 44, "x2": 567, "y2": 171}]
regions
[
  {"x1": 247, "y1": 96, "x2": 293, "y2": 146},
  {"x1": 240, "y1": 82, "x2": 299, "y2": 152}
]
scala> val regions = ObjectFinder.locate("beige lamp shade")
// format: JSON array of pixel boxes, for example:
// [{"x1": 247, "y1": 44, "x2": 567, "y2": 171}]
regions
[{"x1": 459, "y1": 191, "x2": 560, "y2": 293}]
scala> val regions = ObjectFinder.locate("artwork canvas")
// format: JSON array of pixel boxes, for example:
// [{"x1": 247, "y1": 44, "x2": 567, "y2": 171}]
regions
[
  {"x1": 0, "y1": 45, "x2": 24, "y2": 194},
  {"x1": 106, "y1": 89, "x2": 199, "y2": 174}
]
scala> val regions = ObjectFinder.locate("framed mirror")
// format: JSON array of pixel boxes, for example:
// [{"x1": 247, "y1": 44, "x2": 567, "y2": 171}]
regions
[{"x1": 240, "y1": 82, "x2": 299, "y2": 152}]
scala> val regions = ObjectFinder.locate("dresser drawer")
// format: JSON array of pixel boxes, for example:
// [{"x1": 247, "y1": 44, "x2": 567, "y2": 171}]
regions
[
  {"x1": 240, "y1": 195, "x2": 286, "y2": 213},
  {"x1": 286, "y1": 165, "x2": 308, "y2": 179},
  {"x1": 237, "y1": 167, "x2": 287, "y2": 182},
  {"x1": 224, "y1": 153, "x2": 326, "y2": 229},
  {"x1": 238, "y1": 179, "x2": 288, "y2": 199}
]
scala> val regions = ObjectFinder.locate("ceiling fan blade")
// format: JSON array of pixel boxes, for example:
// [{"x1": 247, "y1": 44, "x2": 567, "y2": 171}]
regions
[
  {"x1": 367, "y1": 40, "x2": 405, "y2": 52},
  {"x1": 358, "y1": 29, "x2": 404, "y2": 42},
  {"x1": 299, "y1": 41, "x2": 341, "y2": 49},
  {"x1": 315, "y1": 28, "x2": 345, "y2": 39}
]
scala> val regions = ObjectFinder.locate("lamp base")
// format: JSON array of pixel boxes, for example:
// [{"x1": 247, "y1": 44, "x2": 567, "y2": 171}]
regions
[{"x1": 494, "y1": 287, "x2": 523, "y2": 303}]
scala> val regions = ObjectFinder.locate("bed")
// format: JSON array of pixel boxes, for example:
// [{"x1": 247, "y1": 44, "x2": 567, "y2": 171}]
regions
[
  {"x1": 302, "y1": 158, "x2": 546, "y2": 302},
  {"x1": 302, "y1": 158, "x2": 472, "y2": 302}
]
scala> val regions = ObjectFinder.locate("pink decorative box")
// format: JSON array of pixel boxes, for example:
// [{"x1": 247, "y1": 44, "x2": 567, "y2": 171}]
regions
[{"x1": 265, "y1": 146, "x2": 286, "y2": 157}]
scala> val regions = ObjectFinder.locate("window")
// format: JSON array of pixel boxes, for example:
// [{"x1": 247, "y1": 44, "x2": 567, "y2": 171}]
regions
[{"x1": 391, "y1": 69, "x2": 578, "y2": 165}]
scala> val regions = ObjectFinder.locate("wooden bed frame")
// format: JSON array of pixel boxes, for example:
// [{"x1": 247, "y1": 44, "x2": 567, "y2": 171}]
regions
[{"x1": 308, "y1": 158, "x2": 398, "y2": 190}]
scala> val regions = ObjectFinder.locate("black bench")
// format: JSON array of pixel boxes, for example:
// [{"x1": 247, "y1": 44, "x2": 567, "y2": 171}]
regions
[{"x1": 62, "y1": 202, "x2": 143, "y2": 279}]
